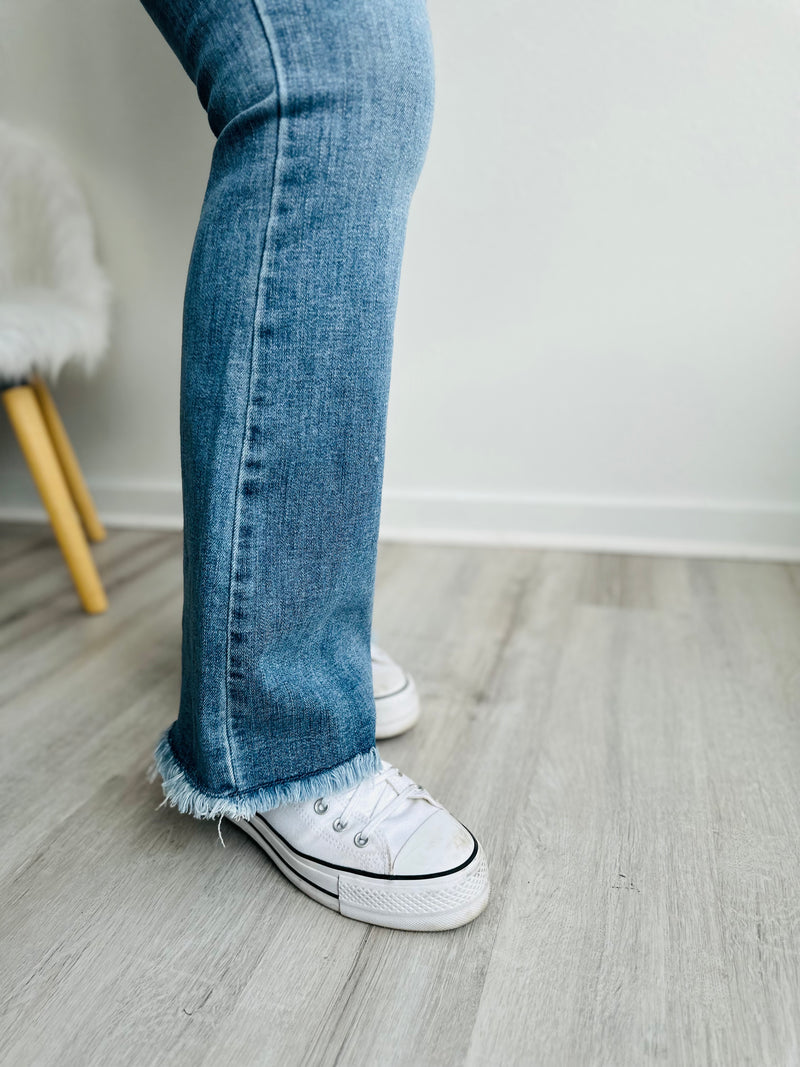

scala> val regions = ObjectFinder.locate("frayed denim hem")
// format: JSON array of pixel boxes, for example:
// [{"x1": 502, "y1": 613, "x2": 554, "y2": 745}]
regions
[{"x1": 147, "y1": 727, "x2": 382, "y2": 820}]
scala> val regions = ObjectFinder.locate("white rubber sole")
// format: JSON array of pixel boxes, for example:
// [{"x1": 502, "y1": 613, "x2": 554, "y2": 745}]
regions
[
  {"x1": 230, "y1": 812, "x2": 490, "y2": 931},
  {"x1": 374, "y1": 673, "x2": 420, "y2": 740}
]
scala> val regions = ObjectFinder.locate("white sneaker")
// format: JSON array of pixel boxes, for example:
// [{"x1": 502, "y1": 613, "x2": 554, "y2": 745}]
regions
[
  {"x1": 231, "y1": 761, "x2": 490, "y2": 930},
  {"x1": 372, "y1": 642, "x2": 420, "y2": 739}
]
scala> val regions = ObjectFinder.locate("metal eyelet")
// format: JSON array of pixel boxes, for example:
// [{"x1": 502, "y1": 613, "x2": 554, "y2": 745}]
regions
[
  {"x1": 332, "y1": 817, "x2": 347, "y2": 832},
  {"x1": 354, "y1": 831, "x2": 369, "y2": 848},
  {"x1": 313, "y1": 799, "x2": 328, "y2": 814}
]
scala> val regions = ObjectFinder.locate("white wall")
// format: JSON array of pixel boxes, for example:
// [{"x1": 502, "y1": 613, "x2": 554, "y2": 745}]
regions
[{"x1": 1, "y1": 0, "x2": 799, "y2": 559}]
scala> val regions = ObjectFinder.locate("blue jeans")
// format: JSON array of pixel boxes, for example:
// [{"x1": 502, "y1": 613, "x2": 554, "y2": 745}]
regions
[{"x1": 139, "y1": 0, "x2": 435, "y2": 818}]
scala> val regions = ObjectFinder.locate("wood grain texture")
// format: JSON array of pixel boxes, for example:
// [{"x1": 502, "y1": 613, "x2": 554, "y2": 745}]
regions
[{"x1": 0, "y1": 524, "x2": 798, "y2": 1066}]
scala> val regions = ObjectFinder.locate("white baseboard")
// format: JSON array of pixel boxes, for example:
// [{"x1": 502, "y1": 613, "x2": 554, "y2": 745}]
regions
[
  {"x1": 0, "y1": 476, "x2": 184, "y2": 531},
  {"x1": 378, "y1": 488, "x2": 800, "y2": 561},
  {"x1": 1, "y1": 477, "x2": 799, "y2": 562}
]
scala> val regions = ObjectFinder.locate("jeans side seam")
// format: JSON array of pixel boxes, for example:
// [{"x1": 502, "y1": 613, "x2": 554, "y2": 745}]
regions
[{"x1": 223, "y1": 3, "x2": 287, "y2": 791}]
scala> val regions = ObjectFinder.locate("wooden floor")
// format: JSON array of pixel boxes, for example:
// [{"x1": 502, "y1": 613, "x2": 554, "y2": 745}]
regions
[{"x1": 1, "y1": 523, "x2": 799, "y2": 1066}]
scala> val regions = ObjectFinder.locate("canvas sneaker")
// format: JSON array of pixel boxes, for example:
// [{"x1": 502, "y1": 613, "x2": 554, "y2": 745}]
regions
[
  {"x1": 372, "y1": 642, "x2": 420, "y2": 739},
  {"x1": 230, "y1": 760, "x2": 490, "y2": 930}
]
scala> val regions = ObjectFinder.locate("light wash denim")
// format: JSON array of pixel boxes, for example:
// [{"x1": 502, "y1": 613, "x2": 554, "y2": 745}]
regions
[{"x1": 139, "y1": 0, "x2": 435, "y2": 818}]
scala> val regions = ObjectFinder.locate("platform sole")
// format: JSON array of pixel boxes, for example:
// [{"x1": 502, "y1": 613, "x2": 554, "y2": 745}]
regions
[
  {"x1": 374, "y1": 674, "x2": 420, "y2": 740},
  {"x1": 230, "y1": 811, "x2": 490, "y2": 931}
]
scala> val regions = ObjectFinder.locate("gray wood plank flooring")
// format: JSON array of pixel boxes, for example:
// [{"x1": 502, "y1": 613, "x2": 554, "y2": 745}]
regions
[{"x1": 1, "y1": 523, "x2": 799, "y2": 1066}]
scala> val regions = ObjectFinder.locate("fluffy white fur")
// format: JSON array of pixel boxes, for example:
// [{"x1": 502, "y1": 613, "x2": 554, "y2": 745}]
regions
[{"x1": 0, "y1": 119, "x2": 112, "y2": 382}]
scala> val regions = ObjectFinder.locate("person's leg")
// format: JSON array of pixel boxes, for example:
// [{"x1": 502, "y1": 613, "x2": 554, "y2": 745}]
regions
[
  {"x1": 139, "y1": 0, "x2": 434, "y2": 818},
  {"x1": 140, "y1": 0, "x2": 490, "y2": 929}
]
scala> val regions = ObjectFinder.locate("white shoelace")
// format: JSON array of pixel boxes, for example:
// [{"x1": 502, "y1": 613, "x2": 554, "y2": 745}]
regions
[{"x1": 319, "y1": 763, "x2": 440, "y2": 846}]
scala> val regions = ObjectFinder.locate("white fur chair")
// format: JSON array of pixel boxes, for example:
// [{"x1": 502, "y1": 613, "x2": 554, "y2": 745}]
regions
[{"x1": 0, "y1": 119, "x2": 112, "y2": 614}]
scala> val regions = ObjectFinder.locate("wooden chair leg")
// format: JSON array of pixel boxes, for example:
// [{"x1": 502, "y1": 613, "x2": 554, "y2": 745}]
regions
[
  {"x1": 2, "y1": 384, "x2": 108, "y2": 615},
  {"x1": 31, "y1": 373, "x2": 107, "y2": 543}
]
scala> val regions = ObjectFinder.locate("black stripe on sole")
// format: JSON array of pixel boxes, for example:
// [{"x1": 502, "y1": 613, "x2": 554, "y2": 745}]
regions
[
  {"x1": 251, "y1": 813, "x2": 479, "y2": 882},
  {"x1": 236, "y1": 817, "x2": 339, "y2": 900},
  {"x1": 375, "y1": 678, "x2": 412, "y2": 701}
]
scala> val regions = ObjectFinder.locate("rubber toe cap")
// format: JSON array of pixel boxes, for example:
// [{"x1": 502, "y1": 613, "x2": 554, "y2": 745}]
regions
[{"x1": 392, "y1": 809, "x2": 477, "y2": 876}]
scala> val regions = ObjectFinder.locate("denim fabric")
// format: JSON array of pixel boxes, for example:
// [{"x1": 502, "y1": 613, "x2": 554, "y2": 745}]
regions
[{"x1": 139, "y1": 0, "x2": 435, "y2": 818}]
